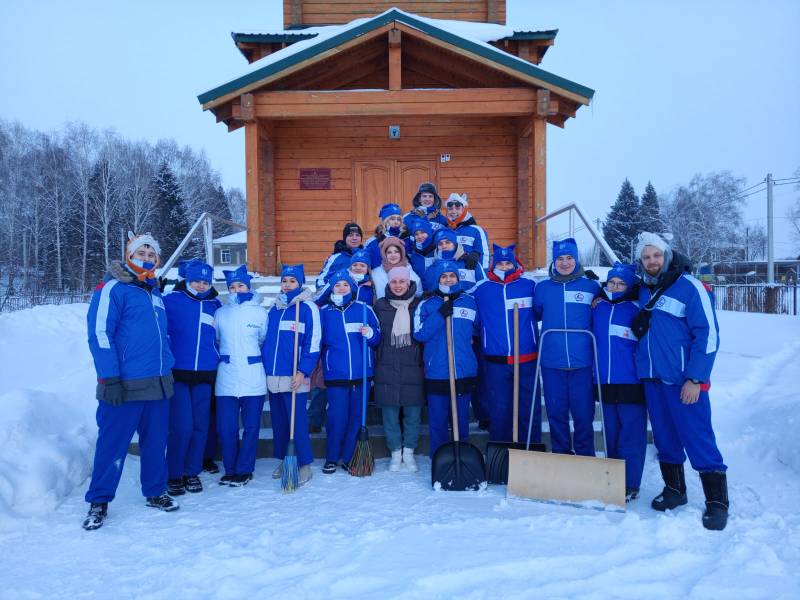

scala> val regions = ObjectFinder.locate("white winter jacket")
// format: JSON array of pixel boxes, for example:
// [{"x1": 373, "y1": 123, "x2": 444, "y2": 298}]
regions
[
  {"x1": 371, "y1": 265, "x2": 423, "y2": 300},
  {"x1": 214, "y1": 292, "x2": 268, "y2": 398}
]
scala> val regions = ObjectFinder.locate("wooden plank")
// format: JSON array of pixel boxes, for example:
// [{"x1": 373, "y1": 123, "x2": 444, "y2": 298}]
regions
[
  {"x1": 517, "y1": 116, "x2": 532, "y2": 266},
  {"x1": 388, "y1": 29, "x2": 401, "y2": 91},
  {"x1": 245, "y1": 123, "x2": 262, "y2": 273},
  {"x1": 507, "y1": 450, "x2": 626, "y2": 508},
  {"x1": 532, "y1": 117, "x2": 546, "y2": 268}
]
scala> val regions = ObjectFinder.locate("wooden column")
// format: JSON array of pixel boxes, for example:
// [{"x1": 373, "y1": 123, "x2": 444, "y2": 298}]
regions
[
  {"x1": 516, "y1": 116, "x2": 533, "y2": 266},
  {"x1": 388, "y1": 29, "x2": 401, "y2": 91},
  {"x1": 532, "y1": 116, "x2": 547, "y2": 268},
  {"x1": 244, "y1": 120, "x2": 277, "y2": 275}
]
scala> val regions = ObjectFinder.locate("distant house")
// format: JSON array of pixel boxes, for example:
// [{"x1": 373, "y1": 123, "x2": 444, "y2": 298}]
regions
[{"x1": 213, "y1": 231, "x2": 248, "y2": 267}]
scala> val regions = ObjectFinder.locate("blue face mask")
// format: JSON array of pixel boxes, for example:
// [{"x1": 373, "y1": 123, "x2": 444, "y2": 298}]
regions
[
  {"x1": 131, "y1": 259, "x2": 156, "y2": 271},
  {"x1": 387, "y1": 226, "x2": 401, "y2": 237},
  {"x1": 187, "y1": 285, "x2": 211, "y2": 299},
  {"x1": 415, "y1": 239, "x2": 428, "y2": 250},
  {"x1": 439, "y1": 248, "x2": 456, "y2": 261},
  {"x1": 232, "y1": 291, "x2": 253, "y2": 304},
  {"x1": 603, "y1": 288, "x2": 627, "y2": 301}
]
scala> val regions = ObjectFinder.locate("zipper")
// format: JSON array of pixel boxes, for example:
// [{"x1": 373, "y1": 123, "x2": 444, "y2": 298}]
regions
[
  {"x1": 502, "y1": 286, "x2": 511, "y2": 356},
  {"x1": 342, "y1": 311, "x2": 353, "y2": 380},
  {"x1": 193, "y1": 301, "x2": 202, "y2": 371},
  {"x1": 647, "y1": 331, "x2": 653, "y2": 378},
  {"x1": 563, "y1": 282, "x2": 571, "y2": 368},
  {"x1": 607, "y1": 304, "x2": 614, "y2": 384},
  {"x1": 680, "y1": 346, "x2": 685, "y2": 371},
  {"x1": 136, "y1": 286, "x2": 163, "y2": 374}
]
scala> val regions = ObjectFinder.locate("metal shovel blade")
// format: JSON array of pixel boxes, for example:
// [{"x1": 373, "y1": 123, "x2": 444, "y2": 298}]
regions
[
  {"x1": 432, "y1": 441, "x2": 486, "y2": 491},
  {"x1": 485, "y1": 440, "x2": 547, "y2": 485}
]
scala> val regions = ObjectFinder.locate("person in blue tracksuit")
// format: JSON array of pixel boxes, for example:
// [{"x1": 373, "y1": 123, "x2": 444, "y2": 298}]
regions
[
  {"x1": 591, "y1": 262, "x2": 646, "y2": 502},
  {"x1": 316, "y1": 222, "x2": 364, "y2": 288},
  {"x1": 364, "y1": 203, "x2": 409, "y2": 268},
  {"x1": 443, "y1": 192, "x2": 490, "y2": 270},
  {"x1": 163, "y1": 260, "x2": 221, "y2": 496},
  {"x1": 83, "y1": 232, "x2": 178, "y2": 530},
  {"x1": 474, "y1": 244, "x2": 542, "y2": 445},
  {"x1": 319, "y1": 270, "x2": 381, "y2": 473},
  {"x1": 402, "y1": 182, "x2": 448, "y2": 233},
  {"x1": 431, "y1": 229, "x2": 486, "y2": 294},
  {"x1": 315, "y1": 249, "x2": 375, "y2": 306},
  {"x1": 263, "y1": 264, "x2": 320, "y2": 487},
  {"x1": 533, "y1": 238, "x2": 601, "y2": 456},
  {"x1": 634, "y1": 232, "x2": 728, "y2": 530},
  {"x1": 214, "y1": 265, "x2": 268, "y2": 487},
  {"x1": 407, "y1": 217, "x2": 437, "y2": 283},
  {"x1": 413, "y1": 261, "x2": 480, "y2": 457}
]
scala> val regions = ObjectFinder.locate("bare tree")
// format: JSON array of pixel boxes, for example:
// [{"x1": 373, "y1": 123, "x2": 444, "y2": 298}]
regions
[
  {"x1": 87, "y1": 132, "x2": 121, "y2": 270},
  {"x1": 64, "y1": 122, "x2": 98, "y2": 290}
]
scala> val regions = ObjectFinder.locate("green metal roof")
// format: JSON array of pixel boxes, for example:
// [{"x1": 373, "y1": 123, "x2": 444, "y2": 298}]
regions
[{"x1": 199, "y1": 10, "x2": 592, "y2": 107}]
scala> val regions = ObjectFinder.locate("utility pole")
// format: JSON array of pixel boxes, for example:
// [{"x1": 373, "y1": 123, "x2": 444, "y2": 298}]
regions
[{"x1": 767, "y1": 173, "x2": 775, "y2": 284}]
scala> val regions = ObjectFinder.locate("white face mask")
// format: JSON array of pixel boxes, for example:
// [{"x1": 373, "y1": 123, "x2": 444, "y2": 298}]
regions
[
  {"x1": 438, "y1": 283, "x2": 457, "y2": 294},
  {"x1": 493, "y1": 267, "x2": 507, "y2": 280},
  {"x1": 350, "y1": 272, "x2": 365, "y2": 283},
  {"x1": 331, "y1": 293, "x2": 345, "y2": 306}
]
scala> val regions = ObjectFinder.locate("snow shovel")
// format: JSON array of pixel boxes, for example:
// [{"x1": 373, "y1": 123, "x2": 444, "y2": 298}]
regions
[
  {"x1": 485, "y1": 303, "x2": 546, "y2": 485},
  {"x1": 431, "y1": 313, "x2": 486, "y2": 491},
  {"x1": 281, "y1": 301, "x2": 301, "y2": 492},
  {"x1": 348, "y1": 302, "x2": 374, "y2": 476},
  {"x1": 507, "y1": 329, "x2": 626, "y2": 508}
]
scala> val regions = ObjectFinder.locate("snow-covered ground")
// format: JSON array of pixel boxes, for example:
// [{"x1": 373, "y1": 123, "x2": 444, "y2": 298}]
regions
[{"x1": 0, "y1": 305, "x2": 798, "y2": 599}]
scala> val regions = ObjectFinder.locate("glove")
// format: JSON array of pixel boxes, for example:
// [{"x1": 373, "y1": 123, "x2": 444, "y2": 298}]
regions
[
  {"x1": 438, "y1": 299, "x2": 454, "y2": 318},
  {"x1": 462, "y1": 252, "x2": 479, "y2": 270},
  {"x1": 100, "y1": 377, "x2": 124, "y2": 406},
  {"x1": 630, "y1": 310, "x2": 652, "y2": 339},
  {"x1": 158, "y1": 277, "x2": 168, "y2": 292},
  {"x1": 584, "y1": 269, "x2": 599, "y2": 281}
]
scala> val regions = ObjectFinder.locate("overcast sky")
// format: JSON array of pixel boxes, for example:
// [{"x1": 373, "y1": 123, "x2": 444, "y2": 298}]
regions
[{"x1": 2, "y1": 0, "x2": 798, "y2": 256}]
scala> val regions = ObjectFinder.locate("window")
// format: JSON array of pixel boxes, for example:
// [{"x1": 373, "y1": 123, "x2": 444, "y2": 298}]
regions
[{"x1": 220, "y1": 249, "x2": 231, "y2": 264}]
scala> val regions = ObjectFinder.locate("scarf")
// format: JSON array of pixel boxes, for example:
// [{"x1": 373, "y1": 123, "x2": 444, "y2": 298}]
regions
[
  {"x1": 447, "y1": 211, "x2": 469, "y2": 229},
  {"x1": 386, "y1": 283, "x2": 416, "y2": 348},
  {"x1": 549, "y1": 265, "x2": 586, "y2": 283}
]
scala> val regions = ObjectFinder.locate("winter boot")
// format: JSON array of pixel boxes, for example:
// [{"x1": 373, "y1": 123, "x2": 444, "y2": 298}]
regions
[
  {"x1": 203, "y1": 459, "x2": 220, "y2": 474},
  {"x1": 389, "y1": 450, "x2": 402, "y2": 472},
  {"x1": 228, "y1": 473, "x2": 253, "y2": 487},
  {"x1": 299, "y1": 465, "x2": 313, "y2": 487},
  {"x1": 700, "y1": 471, "x2": 729, "y2": 531},
  {"x1": 219, "y1": 474, "x2": 235, "y2": 486},
  {"x1": 167, "y1": 478, "x2": 186, "y2": 496},
  {"x1": 322, "y1": 461, "x2": 338, "y2": 474},
  {"x1": 402, "y1": 448, "x2": 418, "y2": 472},
  {"x1": 625, "y1": 487, "x2": 640, "y2": 503},
  {"x1": 82, "y1": 502, "x2": 108, "y2": 531},
  {"x1": 651, "y1": 462, "x2": 688, "y2": 512},
  {"x1": 146, "y1": 494, "x2": 180, "y2": 512},
  {"x1": 183, "y1": 475, "x2": 203, "y2": 493},
  {"x1": 272, "y1": 462, "x2": 284, "y2": 480}
]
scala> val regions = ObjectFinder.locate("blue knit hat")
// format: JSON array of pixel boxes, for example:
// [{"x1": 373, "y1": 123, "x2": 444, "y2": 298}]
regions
[
  {"x1": 223, "y1": 264, "x2": 252, "y2": 289},
  {"x1": 350, "y1": 249, "x2": 371, "y2": 267},
  {"x1": 379, "y1": 203, "x2": 402, "y2": 221},
  {"x1": 492, "y1": 243, "x2": 518, "y2": 268},
  {"x1": 607, "y1": 262, "x2": 638, "y2": 289},
  {"x1": 409, "y1": 217, "x2": 433, "y2": 238},
  {"x1": 185, "y1": 260, "x2": 213, "y2": 284},
  {"x1": 328, "y1": 269, "x2": 356, "y2": 293},
  {"x1": 281, "y1": 264, "x2": 305, "y2": 286},
  {"x1": 425, "y1": 259, "x2": 461, "y2": 293},
  {"x1": 434, "y1": 228, "x2": 458, "y2": 248}
]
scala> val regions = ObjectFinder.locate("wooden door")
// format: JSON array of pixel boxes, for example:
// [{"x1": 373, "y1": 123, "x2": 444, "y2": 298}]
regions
[{"x1": 353, "y1": 159, "x2": 437, "y2": 233}]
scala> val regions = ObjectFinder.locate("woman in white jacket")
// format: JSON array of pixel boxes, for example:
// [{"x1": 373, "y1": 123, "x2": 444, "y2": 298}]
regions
[
  {"x1": 371, "y1": 237, "x2": 422, "y2": 300},
  {"x1": 215, "y1": 265, "x2": 267, "y2": 486}
]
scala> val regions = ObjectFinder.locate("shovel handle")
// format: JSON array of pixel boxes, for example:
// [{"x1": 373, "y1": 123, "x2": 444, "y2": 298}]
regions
[
  {"x1": 513, "y1": 303, "x2": 519, "y2": 444},
  {"x1": 445, "y1": 313, "x2": 459, "y2": 443},
  {"x1": 289, "y1": 300, "x2": 301, "y2": 442}
]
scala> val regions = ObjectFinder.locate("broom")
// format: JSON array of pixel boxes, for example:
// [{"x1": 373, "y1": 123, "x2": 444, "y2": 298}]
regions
[
  {"x1": 281, "y1": 301, "x2": 301, "y2": 492},
  {"x1": 348, "y1": 302, "x2": 374, "y2": 477}
]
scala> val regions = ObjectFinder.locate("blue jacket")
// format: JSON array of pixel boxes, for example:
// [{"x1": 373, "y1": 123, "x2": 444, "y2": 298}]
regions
[
  {"x1": 473, "y1": 269, "x2": 539, "y2": 362},
  {"x1": 403, "y1": 210, "x2": 448, "y2": 233},
  {"x1": 428, "y1": 252, "x2": 486, "y2": 295},
  {"x1": 87, "y1": 263, "x2": 175, "y2": 381},
  {"x1": 316, "y1": 247, "x2": 356, "y2": 288},
  {"x1": 164, "y1": 287, "x2": 222, "y2": 372},
  {"x1": 533, "y1": 273, "x2": 601, "y2": 369},
  {"x1": 635, "y1": 273, "x2": 719, "y2": 384},
  {"x1": 262, "y1": 289, "x2": 321, "y2": 378},
  {"x1": 592, "y1": 291, "x2": 640, "y2": 384},
  {"x1": 320, "y1": 300, "x2": 381, "y2": 384},
  {"x1": 408, "y1": 241, "x2": 437, "y2": 283},
  {"x1": 413, "y1": 292, "x2": 479, "y2": 381},
  {"x1": 450, "y1": 214, "x2": 490, "y2": 269}
]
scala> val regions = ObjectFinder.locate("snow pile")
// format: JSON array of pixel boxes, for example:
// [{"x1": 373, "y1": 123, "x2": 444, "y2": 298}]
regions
[{"x1": 0, "y1": 304, "x2": 97, "y2": 518}]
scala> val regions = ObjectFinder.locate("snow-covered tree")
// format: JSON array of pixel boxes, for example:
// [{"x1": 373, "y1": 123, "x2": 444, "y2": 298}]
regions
[
  {"x1": 149, "y1": 161, "x2": 188, "y2": 259},
  {"x1": 602, "y1": 179, "x2": 640, "y2": 262},
  {"x1": 639, "y1": 181, "x2": 664, "y2": 235}
]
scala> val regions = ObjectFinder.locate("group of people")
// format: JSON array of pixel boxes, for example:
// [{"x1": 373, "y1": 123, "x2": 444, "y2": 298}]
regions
[{"x1": 81, "y1": 182, "x2": 729, "y2": 533}]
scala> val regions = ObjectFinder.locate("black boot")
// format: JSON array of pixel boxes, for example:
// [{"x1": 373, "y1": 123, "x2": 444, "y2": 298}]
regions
[
  {"x1": 167, "y1": 478, "x2": 185, "y2": 496},
  {"x1": 146, "y1": 493, "x2": 180, "y2": 512},
  {"x1": 651, "y1": 462, "x2": 688, "y2": 511},
  {"x1": 700, "y1": 471, "x2": 729, "y2": 531},
  {"x1": 82, "y1": 502, "x2": 108, "y2": 531}
]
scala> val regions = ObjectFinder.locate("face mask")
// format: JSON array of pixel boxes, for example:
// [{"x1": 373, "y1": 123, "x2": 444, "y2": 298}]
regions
[
  {"x1": 277, "y1": 292, "x2": 288, "y2": 305},
  {"x1": 438, "y1": 283, "x2": 458, "y2": 295},
  {"x1": 387, "y1": 226, "x2": 401, "y2": 237},
  {"x1": 130, "y1": 259, "x2": 156, "y2": 270},
  {"x1": 331, "y1": 292, "x2": 351, "y2": 307},
  {"x1": 439, "y1": 249, "x2": 456, "y2": 260},
  {"x1": 493, "y1": 267, "x2": 507, "y2": 280},
  {"x1": 350, "y1": 272, "x2": 365, "y2": 283},
  {"x1": 232, "y1": 291, "x2": 253, "y2": 304},
  {"x1": 603, "y1": 288, "x2": 626, "y2": 301},
  {"x1": 415, "y1": 240, "x2": 428, "y2": 250}
]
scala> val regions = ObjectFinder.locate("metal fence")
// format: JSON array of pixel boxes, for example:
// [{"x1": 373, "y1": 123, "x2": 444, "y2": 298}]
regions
[
  {"x1": 0, "y1": 292, "x2": 93, "y2": 313},
  {"x1": 711, "y1": 284, "x2": 798, "y2": 315}
]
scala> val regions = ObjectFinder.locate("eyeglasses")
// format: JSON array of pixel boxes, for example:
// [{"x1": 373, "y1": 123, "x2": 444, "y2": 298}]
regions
[
  {"x1": 606, "y1": 280, "x2": 628, "y2": 289},
  {"x1": 445, "y1": 201, "x2": 463, "y2": 208}
]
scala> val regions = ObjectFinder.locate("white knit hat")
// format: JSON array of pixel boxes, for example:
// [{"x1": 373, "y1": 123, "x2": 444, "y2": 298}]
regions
[
  {"x1": 446, "y1": 192, "x2": 468, "y2": 207},
  {"x1": 126, "y1": 231, "x2": 162, "y2": 258},
  {"x1": 634, "y1": 232, "x2": 672, "y2": 263}
]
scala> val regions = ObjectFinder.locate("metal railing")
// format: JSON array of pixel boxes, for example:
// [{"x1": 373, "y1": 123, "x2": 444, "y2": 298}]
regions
[
  {"x1": 711, "y1": 284, "x2": 798, "y2": 315},
  {"x1": 1, "y1": 292, "x2": 93, "y2": 313}
]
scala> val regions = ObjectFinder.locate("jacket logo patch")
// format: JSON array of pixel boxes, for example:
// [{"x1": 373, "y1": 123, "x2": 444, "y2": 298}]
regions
[
  {"x1": 657, "y1": 297, "x2": 666, "y2": 308},
  {"x1": 575, "y1": 293, "x2": 584, "y2": 302},
  {"x1": 246, "y1": 323, "x2": 261, "y2": 329}
]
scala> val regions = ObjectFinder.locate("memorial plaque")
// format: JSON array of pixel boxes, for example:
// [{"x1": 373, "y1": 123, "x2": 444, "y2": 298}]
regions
[{"x1": 299, "y1": 168, "x2": 331, "y2": 190}]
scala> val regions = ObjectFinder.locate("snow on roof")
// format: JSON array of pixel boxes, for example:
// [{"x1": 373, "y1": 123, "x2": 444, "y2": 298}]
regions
[
  {"x1": 198, "y1": 9, "x2": 593, "y2": 104},
  {"x1": 212, "y1": 231, "x2": 247, "y2": 244}
]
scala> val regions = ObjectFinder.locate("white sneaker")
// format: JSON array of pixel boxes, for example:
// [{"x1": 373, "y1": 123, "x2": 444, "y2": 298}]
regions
[
  {"x1": 299, "y1": 465, "x2": 313, "y2": 486},
  {"x1": 403, "y1": 448, "x2": 418, "y2": 472},
  {"x1": 389, "y1": 450, "x2": 402, "y2": 472},
  {"x1": 272, "y1": 463, "x2": 283, "y2": 480}
]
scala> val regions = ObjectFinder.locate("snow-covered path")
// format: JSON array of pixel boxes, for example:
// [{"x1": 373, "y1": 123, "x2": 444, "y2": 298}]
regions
[{"x1": 0, "y1": 307, "x2": 798, "y2": 599}]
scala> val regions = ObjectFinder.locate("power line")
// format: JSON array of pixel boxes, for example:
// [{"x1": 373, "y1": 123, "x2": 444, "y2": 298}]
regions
[
  {"x1": 773, "y1": 177, "x2": 800, "y2": 183},
  {"x1": 737, "y1": 178, "x2": 767, "y2": 195}
]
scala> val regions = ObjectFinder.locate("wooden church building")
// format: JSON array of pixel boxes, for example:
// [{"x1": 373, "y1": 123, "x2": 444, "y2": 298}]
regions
[{"x1": 198, "y1": 0, "x2": 594, "y2": 274}]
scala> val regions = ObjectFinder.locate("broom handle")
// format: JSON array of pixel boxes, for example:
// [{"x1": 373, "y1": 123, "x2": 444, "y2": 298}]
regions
[
  {"x1": 289, "y1": 301, "x2": 300, "y2": 442},
  {"x1": 362, "y1": 302, "x2": 368, "y2": 428},
  {"x1": 445, "y1": 312, "x2": 459, "y2": 443},
  {"x1": 513, "y1": 303, "x2": 519, "y2": 444}
]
